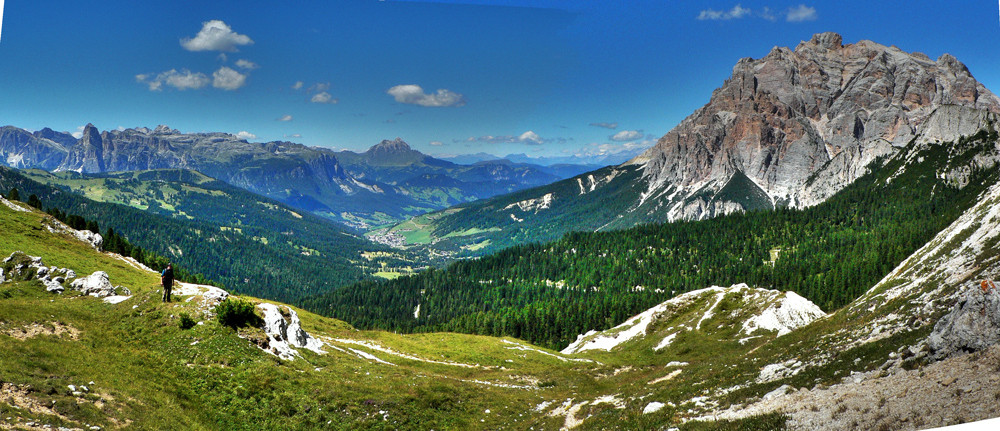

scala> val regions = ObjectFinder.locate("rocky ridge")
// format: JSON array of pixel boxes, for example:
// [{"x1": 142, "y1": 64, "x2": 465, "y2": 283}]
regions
[
  {"x1": 630, "y1": 32, "x2": 1000, "y2": 221},
  {"x1": 681, "y1": 156, "x2": 1000, "y2": 429}
]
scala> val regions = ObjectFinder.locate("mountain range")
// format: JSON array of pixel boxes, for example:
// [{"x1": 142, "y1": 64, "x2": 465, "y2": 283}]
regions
[
  {"x1": 378, "y1": 32, "x2": 1000, "y2": 255},
  {"x1": 0, "y1": 128, "x2": 595, "y2": 228},
  {"x1": 5, "y1": 31, "x2": 1000, "y2": 430}
]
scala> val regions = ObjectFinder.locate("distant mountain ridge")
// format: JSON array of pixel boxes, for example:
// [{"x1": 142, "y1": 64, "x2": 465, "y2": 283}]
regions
[{"x1": 0, "y1": 127, "x2": 590, "y2": 227}]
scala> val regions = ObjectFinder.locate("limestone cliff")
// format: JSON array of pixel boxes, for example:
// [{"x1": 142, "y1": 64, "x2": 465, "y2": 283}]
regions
[{"x1": 631, "y1": 32, "x2": 1000, "y2": 221}]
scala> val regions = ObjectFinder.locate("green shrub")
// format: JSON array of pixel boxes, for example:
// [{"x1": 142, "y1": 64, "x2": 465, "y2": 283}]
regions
[
  {"x1": 216, "y1": 298, "x2": 262, "y2": 329},
  {"x1": 178, "y1": 313, "x2": 197, "y2": 330}
]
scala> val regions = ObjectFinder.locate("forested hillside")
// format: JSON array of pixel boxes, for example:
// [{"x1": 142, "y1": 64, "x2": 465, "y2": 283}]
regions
[
  {"x1": 0, "y1": 167, "x2": 398, "y2": 302},
  {"x1": 301, "y1": 129, "x2": 1000, "y2": 350}
]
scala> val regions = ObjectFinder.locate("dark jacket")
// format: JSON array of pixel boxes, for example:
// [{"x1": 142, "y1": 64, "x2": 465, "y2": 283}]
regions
[{"x1": 161, "y1": 267, "x2": 174, "y2": 287}]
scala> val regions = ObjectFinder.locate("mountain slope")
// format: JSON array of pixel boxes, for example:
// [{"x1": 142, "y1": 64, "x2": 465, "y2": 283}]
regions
[
  {"x1": 387, "y1": 32, "x2": 1000, "y2": 256},
  {"x1": 0, "y1": 166, "x2": 399, "y2": 302},
  {"x1": 7, "y1": 177, "x2": 1000, "y2": 429},
  {"x1": 303, "y1": 125, "x2": 1000, "y2": 349},
  {"x1": 0, "y1": 197, "x2": 612, "y2": 430}
]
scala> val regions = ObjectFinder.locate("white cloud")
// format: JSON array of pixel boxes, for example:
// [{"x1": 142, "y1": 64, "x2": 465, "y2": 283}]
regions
[
  {"x1": 590, "y1": 122, "x2": 618, "y2": 129},
  {"x1": 311, "y1": 91, "x2": 338, "y2": 104},
  {"x1": 277, "y1": 114, "x2": 293, "y2": 122},
  {"x1": 71, "y1": 125, "x2": 86, "y2": 139},
  {"x1": 309, "y1": 82, "x2": 331, "y2": 93},
  {"x1": 457, "y1": 131, "x2": 551, "y2": 145},
  {"x1": 697, "y1": 4, "x2": 751, "y2": 20},
  {"x1": 136, "y1": 69, "x2": 209, "y2": 91},
  {"x1": 235, "y1": 131, "x2": 256, "y2": 140},
  {"x1": 235, "y1": 59, "x2": 258, "y2": 70},
  {"x1": 292, "y1": 81, "x2": 304, "y2": 90},
  {"x1": 696, "y1": 4, "x2": 814, "y2": 22},
  {"x1": 181, "y1": 20, "x2": 253, "y2": 52},
  {"x1": 429, "y1": 141, "x2": 444, "y2": 146},
  {"x1": 786, "y1": 5, "x2": 818, "y2": 22},
  {"x1": 759, "y1": 7, "x2": 777, "y2": 22},
  {"x1": 387, "y1": 84, "x2": 466, "y2": 107},
  {"x1": 284, "y1": 134, "x2": 302, "y2": 139},
  {"x1": 212, "y1": 66, "x2": 247, "y2": 90},
  {"x1": 610, "y1": 130, "x2": 644, "y2": 142},
  {"x1": 519, "y1": 131, "x2": 545, "y2": 145}
]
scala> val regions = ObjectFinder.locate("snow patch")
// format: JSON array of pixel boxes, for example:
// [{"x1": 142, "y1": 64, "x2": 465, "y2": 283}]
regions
[
  {"x1": 654, "y1": 332, "x2": 679, "y2": 351},
  {"x1": 102, "y1": 295, "x2": 131, "y2": 304},
  {"x1": 643, "y1": 402, "x2": 666, "y2": 414}
]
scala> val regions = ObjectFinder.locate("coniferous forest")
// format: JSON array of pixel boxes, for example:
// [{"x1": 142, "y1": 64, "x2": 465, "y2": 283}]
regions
[
  {"x1": 300, "y1": 132, "x2": 999, "y2": 350},
  {"x1": 0, "y1": 167, "x2": 394, "y2": 302}
]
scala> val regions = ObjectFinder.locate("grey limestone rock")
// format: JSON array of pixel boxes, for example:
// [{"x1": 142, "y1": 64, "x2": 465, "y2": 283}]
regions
[
  {"x1": 927, "y1": 282, "x2": 1000, "y2": 360},
  {"x1": 69, "y1": 271, "x2": 116, "y2": 297},
  {"x1": 631, "y1": 32, "x2": 1000, "y2": 221}
]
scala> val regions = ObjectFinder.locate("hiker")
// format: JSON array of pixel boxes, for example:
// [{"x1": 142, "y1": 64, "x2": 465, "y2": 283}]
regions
[{"x1": 161, "y1": 264, "x2": 174, "y2": 302}]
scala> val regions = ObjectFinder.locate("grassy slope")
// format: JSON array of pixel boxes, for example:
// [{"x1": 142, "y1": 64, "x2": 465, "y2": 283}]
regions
[
  {"x1": 0, "y1": 199, "x2": 618, "y2": 430},
  {"x1": 0, "y1": 167, "x2": 416, "y2": 302}
]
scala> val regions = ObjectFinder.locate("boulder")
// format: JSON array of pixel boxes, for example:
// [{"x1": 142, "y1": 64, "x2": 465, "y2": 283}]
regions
[
  {"x1": 69, "y1": 271, "x2": 116, "y2": 297},
  {"x1": 927, "y1": 282, "x2": 1000, "y2": 360},
  {"x1": 256, "y1": 303, "x2": 326, "y2": 360}
]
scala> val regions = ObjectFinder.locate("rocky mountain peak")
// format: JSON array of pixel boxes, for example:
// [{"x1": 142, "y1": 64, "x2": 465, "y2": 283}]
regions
[
  {"x1": 369, "y1": 137, "x2": 411, "y2": 153},
  {"x1": 796, "y1": 31, "x2": 843, "y2": 51},
  {"x1": 631, "y1": 33, "x2": 1000, "y2": 222},
  {"x1": 152, "y1": 125, "x2": 178, "y2": 135}
]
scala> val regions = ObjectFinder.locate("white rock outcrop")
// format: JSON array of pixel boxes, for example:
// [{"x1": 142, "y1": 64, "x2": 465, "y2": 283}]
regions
[
  {"x1": 257, "y1": 303, "x2": 325, "y2": 360},
  {"x1": 563, "y1": 284, "x2": 826, "y2": 355},
  {"x1": 69, "y1": 271, "x2": 117, "y2": 297},
  {"x1": 742, "y1": 291, "x2": 827, "y2": 336}
]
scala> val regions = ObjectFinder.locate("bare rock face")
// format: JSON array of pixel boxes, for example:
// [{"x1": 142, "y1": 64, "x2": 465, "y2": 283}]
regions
[
  {"x1": 927, "y1": 281, "x2": 1000, "y2": 360},
  {"x1": 632, "y1": 32, "x2": 1000, "y2": 221}
]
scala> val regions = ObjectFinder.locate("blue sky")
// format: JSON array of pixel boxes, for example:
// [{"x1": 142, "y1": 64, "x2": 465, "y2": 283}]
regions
[{"x1": 1, "y1": 1, "x2": 998, "y2": 161}]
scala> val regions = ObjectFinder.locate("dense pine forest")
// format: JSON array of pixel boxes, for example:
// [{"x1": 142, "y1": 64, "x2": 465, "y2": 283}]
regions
[
  {"x1": 301, "y1": 130, "x2": 999, "y2": 350},
  {"x1": 0, "y1": 167, "x2": 396, "y2": 302}
]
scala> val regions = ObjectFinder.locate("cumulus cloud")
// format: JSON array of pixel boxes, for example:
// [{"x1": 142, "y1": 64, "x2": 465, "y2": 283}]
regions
[
  {"x1": 235, "y1": 59, "x2": 258, "y2": 70},
  {"x1": 590, "y1": 122, "x2": 618, "y2": 129},
  {"x1": 212, "y1": 66, "x2": 247, "y2": 90},
  {"x1": 786, "y1": 5, "x2": 818, "y2": 22},
  {"x1": 429, "y1": 141, "x2": 444, "y2": 146},
  {"x1": 310, "y1": 91, "x2": 338, "y2": 104},
  {"x1": 277, "y1": 114, "x2": 293, "y2": 122},
  {"x1": 292, "y1": 81, "x2": 304, "y2": 90},
  {"x1": 70, "y1": 126, "x2": 86, "y2": 139},
  {"x1": 387, "y1": 84, "x2": 466, "y2": 107},
  {"x1": 610, "y1": 130, "x2": 644, "y2": 142},
  {"x1": 519, "y1": 131, "x2": 545, "y2": 145},
  {"x1": 284, "y1": 134, "x2": 302, "y2": 139},
  {"x1": 181, "y1": 20, "x2": 254, "y2": 52},
  {"x1": 697, "y1": 4, "x2": 750, "y2": 20},
  {"x1": 235, "y1": 131, "x2": 256, "y2": 140},
  {"x1": 136, "y1": 69, "x2": 209, "y2": 91}
]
